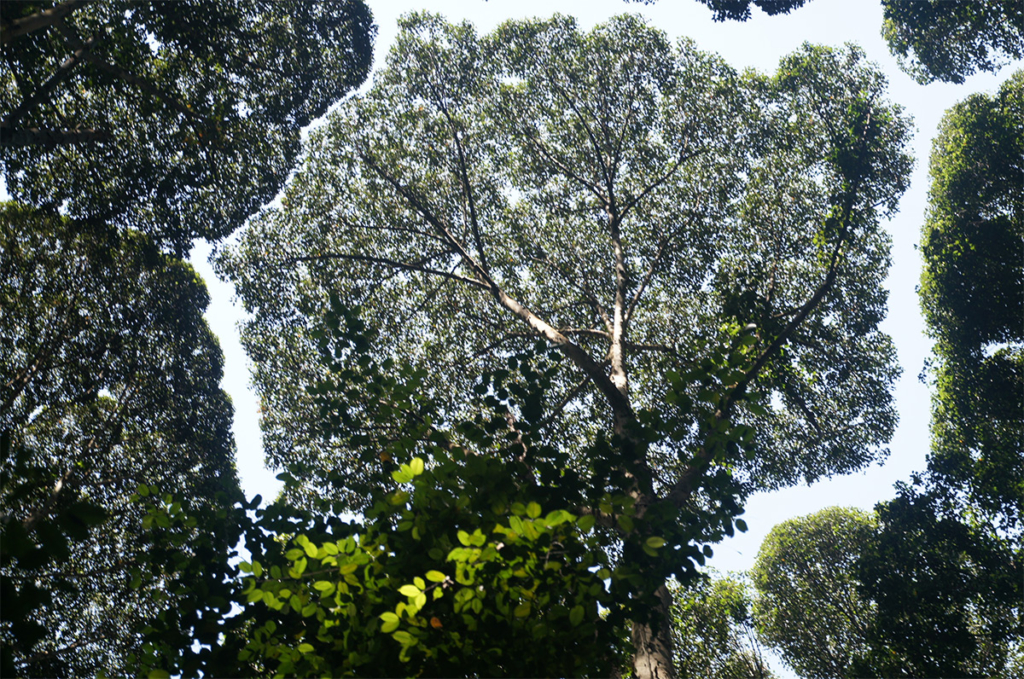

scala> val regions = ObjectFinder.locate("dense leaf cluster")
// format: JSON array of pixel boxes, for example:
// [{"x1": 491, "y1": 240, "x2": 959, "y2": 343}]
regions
[{"x1": 1, "y1": 0, "x2": 374, "y2": 253}]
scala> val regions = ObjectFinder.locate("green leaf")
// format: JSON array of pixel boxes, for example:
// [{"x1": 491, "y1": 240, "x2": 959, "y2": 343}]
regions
[
  {"x1": 645, "y1": 536, "x2": 666, "y2": 549},
  {"x1": 426, "y1": 570, "x2": 446, "y2": 583},
  {"x1": 298, "y1": 643, "x2": 315, "y2": 653},
  {"x1": 398, "y1": 584, "x2": 421, "y2": 598},
  {"x1": 457, "y1": 530, "x2": 472, "y2": 546},
  {"x1": 514, "y1": 602, "x2": 532, "y2": 618},
  {"x1": 577, "y1": 515, "x2": 596, "y2": 533},
  {"x1": 526, "y1": 502, "x2": 542, "y2": 519},
  {"x1": 570, "y1": 605, "x2": 585, "y2": 627},
  {"x1": 393, "y1": 630, "x2": 418, "y2": 647},
  {"x1": 409, "y1": 457, "x2": 424, "y2": 476}
]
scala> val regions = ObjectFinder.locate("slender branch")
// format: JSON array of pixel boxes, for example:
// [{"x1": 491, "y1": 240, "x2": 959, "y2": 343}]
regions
[
  {"x1": 549, "y1": 76, "x2": 613, "y2": 205},
  {"x1": 0, "y1": 124, "x2": 108, "y2": 146},
  {"x1": 536, "y1": 375, "x2": 592, "y2": 431},
  {"x1": 425, "y1": 78, "x2": 490, "y2": 274},
  {"x1": 619, "y1": 146, "x2": 708, "y2": 219},
  {"x1": 624, "y1": 237, "x2": 669, "y2": 325},
  {"x1": 517, "y1": 127, "x2": 606, "y2": 203},
  {"x1": 527, "y1": 253, "x2": 613, "y2": 333},
  {"x1": 284, "y1": 252, "x2": 490, "y2": 290}
]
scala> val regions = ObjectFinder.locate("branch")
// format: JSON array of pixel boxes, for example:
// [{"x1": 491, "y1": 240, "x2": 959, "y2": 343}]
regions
[
  {"x1": 1, "y1": 0, "x2": 92, "y2": 46},
  {"x1": 3, "y1": 34, "x2": 97, "y2": 130},
  {"x1": 665, "y1": 175, "x2": 864, "y2": 511},
  {"x1": 424, "y1": 75, "x2": 490, "y2": 274},
  {"x1": 619, "y1": 145, "x2": 708, "y2": 219},
  {"x1": 53, "y1": 19, "x2": 209, "y2": 126},
  {"x1": 0, "y1": 124, "x2": 108, "y2": 146},
  {"x1": 528, "y1": 253, "x2": 613, "y2": 333},
  {"x1": 283, "y1": 252, "x2": 490, "y2": 290},
  {"x1": 624, "y1": 237, "x2": 669, "y2": 325}
]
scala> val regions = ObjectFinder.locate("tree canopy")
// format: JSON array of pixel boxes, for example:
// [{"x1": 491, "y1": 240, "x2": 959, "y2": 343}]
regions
[
  {"x1": 919, "y1": 69, "x2": 1023, "y2": 529},
  {"x1": 683, "y1": 0, "x2": 1024, "y2": 83},
  {"x1": 669, "y1": 571, "x2": 774, "y2": 678},
  {"x1": 220, "y1": 12, "x2": 911, "y2": 676},
  {"x1": 0, "y1": 204, "x2": 240, "y2": 676},
  {"x1": 750, "y1": 507, "x2": 876, "y2": 679},
  {"x1": 1, "y1": 0, "x2": 374, "y2": 253}
]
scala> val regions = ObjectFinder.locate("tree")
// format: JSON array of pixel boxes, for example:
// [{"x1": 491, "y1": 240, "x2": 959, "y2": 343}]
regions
[
  {"x1": 1, "y1": 0, "x2": 374, "y2": 254},
  {"x1": 853, "y1": 488, "x2": 1021, "y2": 678},
  {"x1": 219, "y1": 14, "x2": 911, "y2": 677},
  {"x1": 0, "y1": 203, "x2": 241, "y2": 676},
  {"x1": 749, "y1": 507, "x2": 876, "y2": 679},
  {"x1": 881, "y1": 0, "x2": 1024, "y2": 84},
  {"x1": 918, "y1": 69, "x2": 1023, "y2": 529},
  {"x1": 681, "y1": 0, "x2": 1024, "y2": 84},
  {"x1": 669, "y1": 571, "x2": 774, "y2": 679},
  {"x1": 850, "y1": 69, "x2": 1024, "y2": 678}
]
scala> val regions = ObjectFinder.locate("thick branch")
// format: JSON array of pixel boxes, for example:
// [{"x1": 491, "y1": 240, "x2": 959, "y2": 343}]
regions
[
  {"x1": 3, "y1": 34, "x2": 97, "y2": 130},
  {"x1": 666, "y1": 176, "x2": 863, "y2": 510},
  {"x1": 1, "y1": 0, "x2": 92, "y2": 46}
]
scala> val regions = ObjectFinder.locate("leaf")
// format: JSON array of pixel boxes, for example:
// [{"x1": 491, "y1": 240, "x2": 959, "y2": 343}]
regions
[
  {"x1": 457, "y1": 530, "x2": 472, "y2": 546},
  {"x1": 426, "y1": 570, "x2": 446, "y2": 582},
  {"x1": 398, "y1": 584, "x2": 421, "y2": 598},
  {"x1": 413, "y1": 576, "x2": 426, "y2": 590},
  {"x1": 298, "y1": 643, "x2": 315, "y2": 653},
  {"x1": 570, "y1": 605, "x2": 585, "y2": 627},
  {"x1": 514, "y1": 602, "x2": 532, "y2": 618},
  {"x1": 577, "y1": 515, "x2": 596, "y2": 533},
  {"x1": 409, "y1": 457, "x2": 424, "y2": 476},
  {"x1": 645, "y1": 536, "x2": 666, "y2": 549},
  {"x1": 526, "y1": 502, "x2": 542, "y2": 519}
]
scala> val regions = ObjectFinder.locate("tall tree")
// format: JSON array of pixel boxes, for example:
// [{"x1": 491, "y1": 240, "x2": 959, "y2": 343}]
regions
[
  {"x1": 1, "y1": 0, "x2": 374, "y2": 253},
  {"x1": 750, "y1": 505, "x2": 1021, "y2": 678},
  {"x1": 750, "y1": 507, "x2": 876, "y2": 679},
  {"x1": 0, "y1": 203, "x2": 241, "y2": 676},
  {"x1": 219, "y1": 14, "x2": 911, "y2": 677},
  {"x1": 918, "y1": 69, "x2": 1023, "y2": 528},
  {"x1": 880, "y1": 0, "x2": 1024, "y2": 84},
  {"x1": 851, "y1": 69, "x2": 1024, "y2": 678}
]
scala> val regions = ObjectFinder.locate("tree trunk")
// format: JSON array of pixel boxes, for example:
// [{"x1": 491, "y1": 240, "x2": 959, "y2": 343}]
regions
[{"x1": 631, "y1": 584, "x2": 676, "y2": 679}]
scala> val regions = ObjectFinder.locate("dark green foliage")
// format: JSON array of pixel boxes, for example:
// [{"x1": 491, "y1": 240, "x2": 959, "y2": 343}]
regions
[
  {"x1": 920, "y1": 70, "x2": 1023, "y2": 529},
  {"x1": 1, "y1": 0, "x2": 374, "y2": 253},
  {"x1": 675, "y1": 1, "x2": 1024, "y2": 83},
  {"x1": 0, "y1": 203, "x2": 240, "y2": 676},
  {"x1": 854, "y1": 488, "x2": 1022, "y2": 678},
  {"x1": 881, "y1": 0, "x2": 1024, "y2": 84},
  {"x1": 694, "y1": 0, "x2": 809, "y2": 22}
]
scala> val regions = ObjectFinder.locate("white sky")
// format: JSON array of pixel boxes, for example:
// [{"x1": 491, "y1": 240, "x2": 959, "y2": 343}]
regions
[{"x1": 187, "y1": 1, "x2": 1020, "y2": 673}]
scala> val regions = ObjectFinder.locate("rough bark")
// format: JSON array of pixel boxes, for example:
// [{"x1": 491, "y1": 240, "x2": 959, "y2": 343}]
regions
[{"x1": 632, "y1": 584, "x2": 677, "y2": 679}]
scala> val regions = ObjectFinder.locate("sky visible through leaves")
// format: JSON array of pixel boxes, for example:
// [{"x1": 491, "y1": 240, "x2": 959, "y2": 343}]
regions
[{"x1": 178, "y1": 0, "x2": 1020, "y2": 673}]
